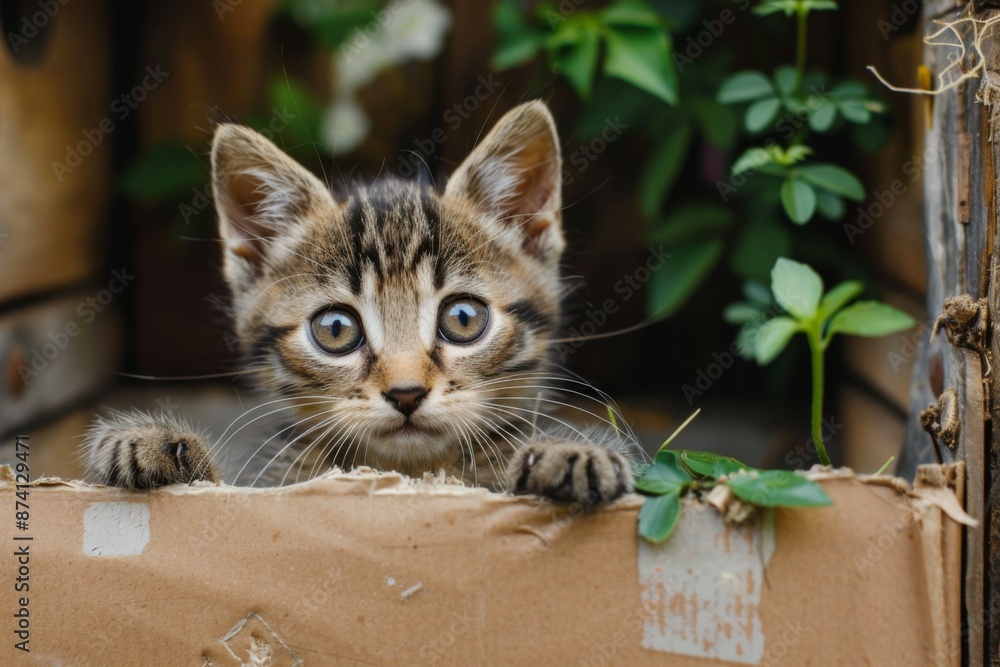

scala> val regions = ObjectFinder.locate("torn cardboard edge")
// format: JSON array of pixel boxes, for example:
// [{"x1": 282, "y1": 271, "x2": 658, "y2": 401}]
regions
[{"x1": 0, "y1": 463, "x2": 971, "y2": 665}]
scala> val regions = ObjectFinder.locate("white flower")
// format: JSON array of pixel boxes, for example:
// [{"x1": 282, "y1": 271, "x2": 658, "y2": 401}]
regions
[
  {"x1": 324, "y1": 0, "x2": 452, "y2": 154},
  {"x1": 322, "y1": 99, "x2": 371, "y2": 154}
]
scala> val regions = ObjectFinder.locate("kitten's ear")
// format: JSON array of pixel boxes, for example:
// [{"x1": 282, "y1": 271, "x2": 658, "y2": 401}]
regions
[
  {"x1": 445, "y1": 101, "x2": 564, "y2": 259},
  {"x1": 211, "y1": 124, "x2": 334, "y2": 281}
]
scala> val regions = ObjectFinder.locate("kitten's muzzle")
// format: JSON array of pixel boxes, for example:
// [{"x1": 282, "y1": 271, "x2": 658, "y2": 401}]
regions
[{"x1": 382, "y1": 385, "x2": 429, "y2": 418}]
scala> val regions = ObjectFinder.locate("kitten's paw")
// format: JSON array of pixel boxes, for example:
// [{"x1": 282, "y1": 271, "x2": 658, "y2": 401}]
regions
[
  {"x1": 84, "y1": 412, "x2": 216, "y2": 489},
  {"x1": 507, "y1": 442, "x2": 632, "y2": 507}
]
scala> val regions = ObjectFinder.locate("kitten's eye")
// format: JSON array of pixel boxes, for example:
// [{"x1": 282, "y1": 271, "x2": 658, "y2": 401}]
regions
[
  {"x1": 439, "y1": 298, "x2": 489, "y2": 344},
  {"x1": 310, "y1": 308, "x2": 364, "y2": 354}
]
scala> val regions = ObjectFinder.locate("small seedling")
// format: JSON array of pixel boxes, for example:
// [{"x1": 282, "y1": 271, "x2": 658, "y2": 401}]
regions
[
  {"x1": 747, "y1": 257, "x2": 915, "y2": 465},
  {"x1": 634, "y1": 410, "x2": 831, "y2": 543}
]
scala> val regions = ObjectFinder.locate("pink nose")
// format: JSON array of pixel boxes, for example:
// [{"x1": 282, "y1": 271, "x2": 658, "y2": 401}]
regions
[{"x1": 383, "y1": 386, "x2": 428, "y2": 417}]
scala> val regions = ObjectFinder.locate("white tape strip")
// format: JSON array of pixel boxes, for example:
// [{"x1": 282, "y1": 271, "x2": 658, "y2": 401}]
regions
[
  {"x1": 639, "y1": 506, "x2": 775, "y2": 664},
  {"x1": 83, "y1": 502, "x2": 150, "y2": 557}
]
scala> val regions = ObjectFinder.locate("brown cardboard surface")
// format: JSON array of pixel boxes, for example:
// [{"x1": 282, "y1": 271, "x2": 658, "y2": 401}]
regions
[{"x1": 0, "y1": 465, "x2": 966, "y2": 666}]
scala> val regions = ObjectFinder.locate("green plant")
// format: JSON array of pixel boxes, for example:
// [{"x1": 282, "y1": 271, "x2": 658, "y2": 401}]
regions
[
  {"x1": 633, "y1": 411, "x2": 831, "y2": 543},
  {"x1": 493, "y1": 0, "x2": 889, "y2": 321},
  {"x1": 728, "y1": 257, "x2": 915, "y2": 465},
  {"x1": 717, "y1": 0, "x2": 884, "y2": 227},
  {"x1": 493, "y1": 0, "x2": 678, "y2": 104}
]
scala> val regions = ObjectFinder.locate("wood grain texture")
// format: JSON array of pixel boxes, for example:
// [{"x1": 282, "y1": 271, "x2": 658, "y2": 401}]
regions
[
  {"x1": 0, "y1": 0, "x2": 111, "y2": 304},
  {"x1": 904, "y1": 5, "x2": 1000, "y2": 663}
]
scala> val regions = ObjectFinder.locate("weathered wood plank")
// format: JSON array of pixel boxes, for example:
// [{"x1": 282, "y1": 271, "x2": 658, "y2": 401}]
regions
[{"x1": 904, "y1": 4, "x2": 1000, "y2": 663}]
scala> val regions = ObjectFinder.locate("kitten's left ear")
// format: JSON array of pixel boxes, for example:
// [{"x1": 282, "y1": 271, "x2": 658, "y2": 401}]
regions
[
  {"x1": 445, "y1": 101, "x2": 564, "y2": 260},
  {"x1": 211, "y1": 124, "x2": 335, "y2": 283}
]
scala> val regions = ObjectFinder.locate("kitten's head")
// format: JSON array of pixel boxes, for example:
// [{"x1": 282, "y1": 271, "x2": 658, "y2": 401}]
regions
[{"x1": 212, "y1": 101, "x2": 566, "y2": 475}]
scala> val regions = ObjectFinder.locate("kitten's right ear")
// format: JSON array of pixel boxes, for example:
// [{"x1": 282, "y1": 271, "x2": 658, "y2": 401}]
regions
[{"x1": 211, "y1": 124, "x2": 334, "y2": 283}]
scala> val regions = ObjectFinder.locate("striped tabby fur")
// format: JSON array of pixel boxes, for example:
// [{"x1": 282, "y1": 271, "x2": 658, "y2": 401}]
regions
[{"x1": 84, "y1": 101, "x2": 636, "y2": 506}]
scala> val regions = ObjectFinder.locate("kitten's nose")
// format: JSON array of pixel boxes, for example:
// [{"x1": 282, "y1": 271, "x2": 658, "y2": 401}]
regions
[{"x1": 383, "y1": 386, "x2": 429, "y2": 417}]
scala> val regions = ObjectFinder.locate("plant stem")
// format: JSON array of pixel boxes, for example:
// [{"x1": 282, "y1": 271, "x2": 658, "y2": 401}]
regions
[
  {"x1": 795, "y1": 8, "x2": 808, "y2": 95},
  {"x1": 807, "y1": 326, "x2": 831, "y2": 466}
]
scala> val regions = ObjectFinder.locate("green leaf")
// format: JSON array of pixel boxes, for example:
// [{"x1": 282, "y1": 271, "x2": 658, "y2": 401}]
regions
[
  {"x1": 491, "y1": 2, "x2": 542, "y2": 70},
  {"x1": 827, "y1": 301, "x2": 916, "y2": 338},
  {"x1": 603, "y1": 27, "x2": 678, "y2": 105},
  {"x1": 635, "y1": 450, "x2": 692, "y2": 494},
  {"x1": 718, "y1": 71, "x2": 775, "y2": 104},
  {"x1": 493, "y1": 36, "x2": 542, "y2": 70},
  {"x1": 778, "y1": 144, "x2": 813, "y2": 166},
  {"x1": 647, "y1": 237, "x2": 725, "y2": 319},
  {"x1": 803, "y1": 0, "x2": 840, "y2": 10},
  {"x1": 814, "y1": 190, "x2": 845, "y2": 220},
  {"x1": 638, "y1": 491, "x2": 683, "y2": 543},
  {"x1": 808, "y1": 101, "x2": 837, "y2": 131},
  {"x1": 736, "y1": 322, "x2": 759, "y2": 360},
  {"x1": 773, "y1": 66, "x2": 798, "y2": 97},
  {"x1": 796, "y1": 164, "x2": 865, "y2": 201},
  {"x1": 745, "y1": 97, "x2": 781, "y2": 133},
  {"x1": 731, "y1": 147, "x2": 773, "y2": 176},
  {"x1": 601, "y1": 2, "x2": 663, "y2": 29},
  {"x1": 649, "y1": 202, "x2": 734, "y2": 246},
  {"x1": 730, "y1": 221, "x2": 792, "y2": 281},
  {"x1": 551, "y1": 30, "x2": 601, "y2": 97},
  {"x1": 119, "y1": 140, "x2": 207, "y2": 200},
  {"x1": 723, "y1": 302, "x2": 763, "y2": 324},
  {"x1": 678, "y1": 450, "x2": 750, "y2": 479},
  {"x1": 754, "y1": 0, "x2": 799, "y2": 16},
  {"x1": 780, "y1": 177, "x2": 817, "y2": 224},
  {"x1": 818, "y1": 280, "x2": 864, "y2": 320},
  {"x1": 771, "y1": 257, "x2": 824, "y2": 319},
  {"x1": 753, "y1": 316, "x2": 800, "y2": 364},
  {"x1": 838, "y1": 99, "x2": 871, "y2": 124},
  {"x1": 832, "y1": 79, "x2": 867, "y2": 98},
  {"x1": 727, "y1": 470, "x2": 832, "y2": 508},
  {"x1": 743, "y1": 279, "x2": 774, "y2": 307},
  {"x1": 639, "y1": 125, "x2": 692, "y2": 217}
]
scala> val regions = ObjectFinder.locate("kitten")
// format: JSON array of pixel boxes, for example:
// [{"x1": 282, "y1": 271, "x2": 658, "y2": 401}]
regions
[{"x1": 84, "y1": 101, "x2": 636, "y2": 506}]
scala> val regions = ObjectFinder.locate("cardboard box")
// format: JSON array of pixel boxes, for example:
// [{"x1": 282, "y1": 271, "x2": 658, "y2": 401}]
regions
[{"x1": 0, "y1": 464, "x2": 968, "y2": 665}]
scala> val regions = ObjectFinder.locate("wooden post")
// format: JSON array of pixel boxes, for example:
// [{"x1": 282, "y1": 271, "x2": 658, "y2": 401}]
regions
[{"x1": 903, "y1": 2, "x2": 1000, "y2": 663}]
